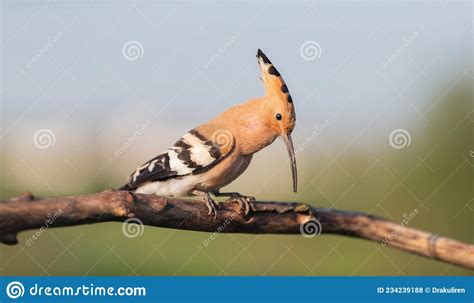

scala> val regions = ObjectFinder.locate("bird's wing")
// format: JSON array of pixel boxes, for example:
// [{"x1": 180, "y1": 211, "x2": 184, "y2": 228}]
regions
[{"x1": 122, "y1": 128, "x2": 234, "y2": 189}]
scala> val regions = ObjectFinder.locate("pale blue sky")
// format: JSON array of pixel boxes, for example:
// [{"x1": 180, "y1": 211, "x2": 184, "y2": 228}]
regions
[{"x1": 2, "y1": 1, "x2": 470, "y2": 133}]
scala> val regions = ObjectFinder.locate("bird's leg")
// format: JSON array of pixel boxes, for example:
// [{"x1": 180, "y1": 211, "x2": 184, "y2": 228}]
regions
[
  {"x1": 192, "y1": 190, "x2": 218, "y2": 218},
  {"x1": 212, "y1": 191, "x2": 256, "y2": 215}
]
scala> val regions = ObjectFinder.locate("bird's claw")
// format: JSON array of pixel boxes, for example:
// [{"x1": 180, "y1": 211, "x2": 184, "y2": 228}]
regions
[
  {"x1": 203, "y1": 196, "x2": 218, "y2": 219},
  {"x1": 227, "y1": 194, "x2": 255, "y2": 215}
]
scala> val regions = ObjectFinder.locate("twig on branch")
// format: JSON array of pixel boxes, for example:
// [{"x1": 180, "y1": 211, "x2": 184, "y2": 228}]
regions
[{"x1": 0, "y1": 190, "x2": 473, "y2": 270}]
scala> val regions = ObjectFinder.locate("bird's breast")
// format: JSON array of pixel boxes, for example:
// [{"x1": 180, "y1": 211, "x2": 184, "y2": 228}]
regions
[{"x1": 194, "y1": 151, "x2": 253, "y2": 192}]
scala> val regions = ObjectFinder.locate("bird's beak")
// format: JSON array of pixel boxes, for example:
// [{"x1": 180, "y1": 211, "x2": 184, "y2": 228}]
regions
[{"x1": 282, "y1": 134, "x2": 298, "y2": 193}]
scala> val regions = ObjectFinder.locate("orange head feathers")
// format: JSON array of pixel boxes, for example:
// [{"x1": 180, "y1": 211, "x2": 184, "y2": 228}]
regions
[{"x1": 257, "y1": 49, "x2": 298, "y2": 192}]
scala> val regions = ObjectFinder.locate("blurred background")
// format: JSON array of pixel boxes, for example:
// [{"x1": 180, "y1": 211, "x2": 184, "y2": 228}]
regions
[{"x1": 0, "y1": 0, "x2": 472, "y2": 276}]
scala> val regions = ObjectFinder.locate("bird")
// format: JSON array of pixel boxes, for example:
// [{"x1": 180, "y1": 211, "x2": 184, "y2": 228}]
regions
[{"x1": 119, "y1": 49, "x2": 297, "y2": 217}]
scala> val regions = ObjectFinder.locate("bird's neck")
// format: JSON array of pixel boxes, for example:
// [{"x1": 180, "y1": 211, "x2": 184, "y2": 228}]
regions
[{"x1": 216, "y1": 98, "x2": 278, "y2": 155}]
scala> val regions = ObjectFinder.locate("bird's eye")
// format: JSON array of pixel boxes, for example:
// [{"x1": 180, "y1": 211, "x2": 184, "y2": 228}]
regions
[{"x1": 276, "y1": 113, "x2": 282, "y2": 120}]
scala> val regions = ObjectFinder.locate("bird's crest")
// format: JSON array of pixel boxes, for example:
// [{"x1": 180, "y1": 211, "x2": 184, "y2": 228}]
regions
[
  {"x1": 256, "y1": 49, "x2": 295, "y2": 125},
  {"x1": 257, "y1": 49, "x2": 294, "y2": 105}
]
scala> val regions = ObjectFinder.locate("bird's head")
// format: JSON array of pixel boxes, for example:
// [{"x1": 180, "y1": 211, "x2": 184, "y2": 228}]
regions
[{"x1": 257, "y1": 49, "x2": 297, "y2": 192}]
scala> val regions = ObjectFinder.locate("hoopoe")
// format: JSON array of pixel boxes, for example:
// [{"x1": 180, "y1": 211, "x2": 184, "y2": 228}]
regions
[{"x1": 119, "y1": 49, "x2": 297, "y2": 217}]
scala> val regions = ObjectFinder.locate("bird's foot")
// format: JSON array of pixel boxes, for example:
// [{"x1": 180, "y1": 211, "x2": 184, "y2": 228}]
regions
[
  {"x1": 193, "y1": 190, "x2": 218, "y2": 218},
  {"x1": 204, "y1": 196, "x2": 218, "y2": 219},
  {"x1": 193, "y1": 190, "x2": 217, "y2": 219},
  {"x1": 226, "y1": 193, "x2": 256, "y2": 215}
]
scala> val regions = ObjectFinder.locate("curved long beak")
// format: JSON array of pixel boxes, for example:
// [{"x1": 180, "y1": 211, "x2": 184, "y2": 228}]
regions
[{"x1": 282, "y1": 134, "x2": 298, "y2": 192}]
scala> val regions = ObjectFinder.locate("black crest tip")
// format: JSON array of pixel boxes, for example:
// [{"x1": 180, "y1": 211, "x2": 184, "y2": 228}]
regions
[{"x1": 257, "y1": 49, "x2": 272, "y2": 64}]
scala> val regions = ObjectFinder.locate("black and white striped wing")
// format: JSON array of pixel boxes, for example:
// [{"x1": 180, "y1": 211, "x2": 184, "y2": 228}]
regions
[{"x1": 120, "y1": 129, "x2": 232, "y2": 190}]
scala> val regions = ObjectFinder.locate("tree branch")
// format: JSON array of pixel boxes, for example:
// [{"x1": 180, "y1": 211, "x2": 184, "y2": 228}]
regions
[{"x1": 1, "y1": 190, "x2": 473, "y2": 270}]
